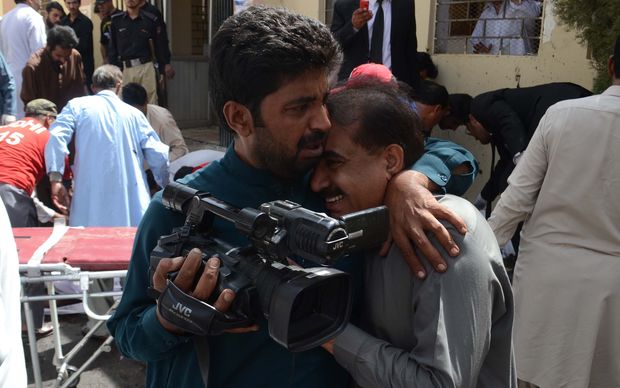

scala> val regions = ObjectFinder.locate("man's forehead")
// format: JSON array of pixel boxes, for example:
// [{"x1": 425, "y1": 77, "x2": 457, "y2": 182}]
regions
[
  {"x1": 324, "y1": 123, "x2": 361, "y2": 156},
  {"x1": 274, "y1": 70, "x2": 328, "y2": 101}
]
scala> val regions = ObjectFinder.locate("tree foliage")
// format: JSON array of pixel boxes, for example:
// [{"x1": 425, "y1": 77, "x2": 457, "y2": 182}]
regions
[{"x1": 553, "y1": 0, "x2": 620, "y2": 91}]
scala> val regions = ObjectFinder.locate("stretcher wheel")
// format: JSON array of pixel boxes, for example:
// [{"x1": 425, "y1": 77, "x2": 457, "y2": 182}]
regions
[{"x1": 63, "y1": 365, "x2": 80, "y2": 387}]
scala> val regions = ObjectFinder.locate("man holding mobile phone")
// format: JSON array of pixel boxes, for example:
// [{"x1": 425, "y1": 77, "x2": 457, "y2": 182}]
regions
[{"x1": 331, "y1": 0, "x2": 419, "y2": 88}]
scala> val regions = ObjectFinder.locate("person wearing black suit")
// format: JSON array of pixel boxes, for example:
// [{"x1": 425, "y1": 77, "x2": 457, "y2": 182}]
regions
[
  {"x1": 331, "y1": 0, "x2": 419, "y2": 88},
  {"x1": 466, "y1": 82, "x2": 592, "y2": 205}
]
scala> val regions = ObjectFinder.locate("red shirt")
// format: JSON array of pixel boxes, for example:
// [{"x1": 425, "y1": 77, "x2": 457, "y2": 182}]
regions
[{"x1": 0, "y1": 118, "x2": 50, "y2": 195}]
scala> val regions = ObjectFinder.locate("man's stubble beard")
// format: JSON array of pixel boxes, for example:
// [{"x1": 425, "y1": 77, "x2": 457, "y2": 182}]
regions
[{"x1": 253, "y1": 126, "x2": 320, "y2": 181}]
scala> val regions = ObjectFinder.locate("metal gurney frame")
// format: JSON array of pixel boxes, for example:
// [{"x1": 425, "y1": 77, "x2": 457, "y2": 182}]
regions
[{"x1": 15, "y1": 221, "x2": 136, "y2": 388}]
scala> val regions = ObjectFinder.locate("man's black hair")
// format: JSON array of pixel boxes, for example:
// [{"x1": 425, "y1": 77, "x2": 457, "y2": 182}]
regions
[
  {"x1": 327, "y1": 81, "x2": 425, "y2": 168},
  {"x1": 416, "y1": 52, "x2": 438, "y2": 79},
  {"x1": 122, "y1": 82, "x2": 148, "y2": 107},
  {"x1": 46, "y1": 1, "x2": 65, "y2": 15},
  {"x1": 446, "y1": 93, "x2": 472, "y2": 124},
  {"x1": 614, "y1": 34, "x2": 620, "y2": 76},
  {"x1": 208, "y1": 6, "x2": 341, "y2": 131},
  {"x1": 47, "y1": 26, "x2": 79, "y2": 50},
  {"x1": 410, "y1": 80, "x2": 449, "y2": 108}
]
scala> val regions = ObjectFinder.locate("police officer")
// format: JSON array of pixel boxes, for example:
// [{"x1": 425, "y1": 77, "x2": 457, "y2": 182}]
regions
[
  {"x1": 95, "y1": 0, "x2": 122, "y2": 64},
  {"x1": 108, "y1": 0, "x2": 172, "y2": 104}
]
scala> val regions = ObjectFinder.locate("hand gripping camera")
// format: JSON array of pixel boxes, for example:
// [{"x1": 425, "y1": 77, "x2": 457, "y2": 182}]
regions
[{"x1": 149, "y1": 182, "x2": 388, "y2": 352}]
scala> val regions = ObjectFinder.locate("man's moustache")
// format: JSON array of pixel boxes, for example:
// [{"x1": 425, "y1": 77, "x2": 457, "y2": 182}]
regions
[{"x1": 299, "y1": 132, "x2": 326, "y2": 148}]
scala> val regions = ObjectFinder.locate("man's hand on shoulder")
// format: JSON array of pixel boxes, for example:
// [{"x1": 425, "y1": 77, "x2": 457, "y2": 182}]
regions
[
  {"x1": 383, "y1": 170, "x2": 467, "y2": 279},
  {"x1": 152, "y1": 248, "x2": 259, "y2": 335}
]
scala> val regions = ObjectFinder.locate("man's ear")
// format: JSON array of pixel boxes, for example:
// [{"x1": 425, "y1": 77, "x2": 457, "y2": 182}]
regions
[
  {"x1": 223, "y1": 101, "x2": 254, "y2": 137},
  {"x1": 608, "y1": 55, "x2": 615, "y2": 79},
  {"x1": 384, "y1": 144, "x2": 405, "y2": 177}
]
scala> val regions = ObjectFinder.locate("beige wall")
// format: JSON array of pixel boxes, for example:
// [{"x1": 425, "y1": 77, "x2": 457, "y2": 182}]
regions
[{"x1": 256, "y1": 0, "x2": 323, "y2": 20}]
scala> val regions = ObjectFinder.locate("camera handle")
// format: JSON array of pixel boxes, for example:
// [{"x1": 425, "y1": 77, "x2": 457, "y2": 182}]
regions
[{"x1": 156, "y1": 280, "x2": 254, "y2": 336}]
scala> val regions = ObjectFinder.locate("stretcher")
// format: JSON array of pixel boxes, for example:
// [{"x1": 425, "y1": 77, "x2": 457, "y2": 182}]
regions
[{"x1": 15, "y1": 222, "x2": 136, "y2": 388}]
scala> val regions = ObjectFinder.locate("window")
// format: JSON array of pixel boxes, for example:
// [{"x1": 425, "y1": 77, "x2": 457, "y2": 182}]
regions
[{"x1": 434, "y1": 0, "x2": 544, "y2": 55}]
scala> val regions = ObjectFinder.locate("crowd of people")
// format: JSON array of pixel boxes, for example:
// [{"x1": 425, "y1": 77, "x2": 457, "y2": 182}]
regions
[{"x1": 0, "y1": 1, "x2": 618, "y2": 388}]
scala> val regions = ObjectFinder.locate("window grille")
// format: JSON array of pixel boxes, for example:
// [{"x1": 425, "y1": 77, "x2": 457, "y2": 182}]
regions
[{"x1": 434, "y1": 0, "x2": 544, "y2": 55}]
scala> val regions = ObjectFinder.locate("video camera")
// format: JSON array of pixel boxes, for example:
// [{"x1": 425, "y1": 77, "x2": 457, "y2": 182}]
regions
[{"x1": 148, "y1": 182, "x2": 388, "y2": 352}]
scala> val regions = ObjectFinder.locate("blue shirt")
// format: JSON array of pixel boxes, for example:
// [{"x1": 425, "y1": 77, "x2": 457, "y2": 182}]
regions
[
  {"x1": 0, "y1": 51, "x2": 16, "y2": 116},
  {"x1": 108, "y1": 146, "x2": 355, "y2": 388},
  {"x1": 45, "y1": 90, "x2": 169, "y2": 227}
]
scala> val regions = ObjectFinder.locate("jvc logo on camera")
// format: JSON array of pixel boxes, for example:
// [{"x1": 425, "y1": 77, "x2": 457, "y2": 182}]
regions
[{"x1": 172, "y1": 302, "x2": 192, "y2": 317}]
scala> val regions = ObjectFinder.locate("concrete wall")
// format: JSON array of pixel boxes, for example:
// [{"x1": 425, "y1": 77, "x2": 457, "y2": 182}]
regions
[{"x1": 256, "y1": 0, "x2": 324, "y2": 21}]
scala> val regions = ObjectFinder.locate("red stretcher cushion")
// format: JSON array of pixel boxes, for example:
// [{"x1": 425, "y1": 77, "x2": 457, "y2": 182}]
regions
[{"x1": 13, "y1": 227, "x2": 136, "y2": 271}]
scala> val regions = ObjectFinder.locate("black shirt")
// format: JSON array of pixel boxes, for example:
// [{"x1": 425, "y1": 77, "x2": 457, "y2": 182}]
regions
[
  {"x1": 108, "y1": 9, "x2": 171, "y2": 69},
  {"x1": 60, "y1": 12, "x2": 94, "y2": 85},
  {"x1": 100, "y1": 8, "x2": 123, "y2": 46}
]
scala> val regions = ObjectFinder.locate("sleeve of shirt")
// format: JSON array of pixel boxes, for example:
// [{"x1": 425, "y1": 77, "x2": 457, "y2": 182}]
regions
[
  {"x1": 333, "y1": 230, "x2": 503, "y2": 388},
  {"x1": 155, "y1": 19, "x2": 171, "y2": 67},
  {"x1": 70, "y1": 52, "x2": 87, "y2": 98},
  {"x1": 138, "y1": 115, "x2": 169, "y2": 188},
  {"x1": 99, "y1": 21, "x2": 107, "y2": 45},
  {"x1": 107, "y1": 18, "x2": 120, "y2": 67},
  {"x1": 0, "y1": 54, "x2": 16, "y2": 116},
  {"x1": 155, "y1": 108, "x2": 189, "y2": 162},
  {"x1": 512, "y1": 0, "x2": 542, "y2": 15},
  {"x1": 330, "y1": 2, "x2": 358, "y2": 48},
  {"x1": 106, "y1": 196, "x2": 194, "y2": 361},
  {"x1": 32, "y1": 195, "x2": 56, "y2": 223},
  {"x1": 469, "y1": 8, "x2": 487, "y2": 48},
  {"x1": 45, "y1": 103, "x2": 77, "y2": 175},
  {"x1": 20, "y1": 63, "x2": 36, "y2": 107},
  {"x1": 83, "y1": 18, "x2": 95, "y2": 83},
  {"x1": 27, "y1": 14, "x2": 47, "y2": 54},
  {"x1": 485, "y1": 100, "x2": 529, "y2": 157},
  {"x1": 488, "y1": 111, "x2": 550, "y2": 246}
]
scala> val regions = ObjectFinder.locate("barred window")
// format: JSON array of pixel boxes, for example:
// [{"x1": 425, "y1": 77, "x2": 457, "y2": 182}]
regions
[{"x1": 434, "y1": 0, "x2": 544, "y2": 55}]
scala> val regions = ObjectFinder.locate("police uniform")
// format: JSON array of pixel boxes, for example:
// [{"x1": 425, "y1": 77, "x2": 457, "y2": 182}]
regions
[
  {"x1": 100, "y1": 7, "x2": 123, "y2": 59},
  {"x1": 108, "y1": 8, "x2": 171, "y2": 104}
]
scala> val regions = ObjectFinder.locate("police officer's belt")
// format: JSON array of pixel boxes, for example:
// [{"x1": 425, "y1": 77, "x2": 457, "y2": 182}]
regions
[{"x1": 123, "y1": 57, "x2": 152, "y2": 68}]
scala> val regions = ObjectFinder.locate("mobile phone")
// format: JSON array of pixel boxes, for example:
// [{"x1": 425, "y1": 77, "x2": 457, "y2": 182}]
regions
[{"x1": 360, "y1": 0, "x2": 369, "y2": 10}]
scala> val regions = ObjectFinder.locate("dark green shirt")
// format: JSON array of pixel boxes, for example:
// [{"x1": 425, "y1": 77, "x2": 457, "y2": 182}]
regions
[{"x1": 107, "y1": 146, "x2": 355, "y2": 388}]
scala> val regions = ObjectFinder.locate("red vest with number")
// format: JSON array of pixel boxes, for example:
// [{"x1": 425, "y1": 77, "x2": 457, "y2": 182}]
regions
[{"x1": 0, "y1": 118, "x2": 50, "y2": 195}]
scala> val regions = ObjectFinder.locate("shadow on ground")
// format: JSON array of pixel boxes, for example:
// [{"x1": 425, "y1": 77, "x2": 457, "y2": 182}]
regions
[{"x1": 25, "y1": 314, "x2": 146, "y2": 387}]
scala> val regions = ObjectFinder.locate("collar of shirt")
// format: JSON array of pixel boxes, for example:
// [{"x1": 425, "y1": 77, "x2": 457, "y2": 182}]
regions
[
  {"x1": 96, "y1": 89, "x2": 119, "y2": 99},
  {"x1": 121, "y1": 11, "x2": 143, "y2": 21},
  {"x1": 366, "y1": 0, "x2": 392, "y2": 69},
  {"x1": 603, "y1": 85, "x2": 620, "y2": 97}
]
